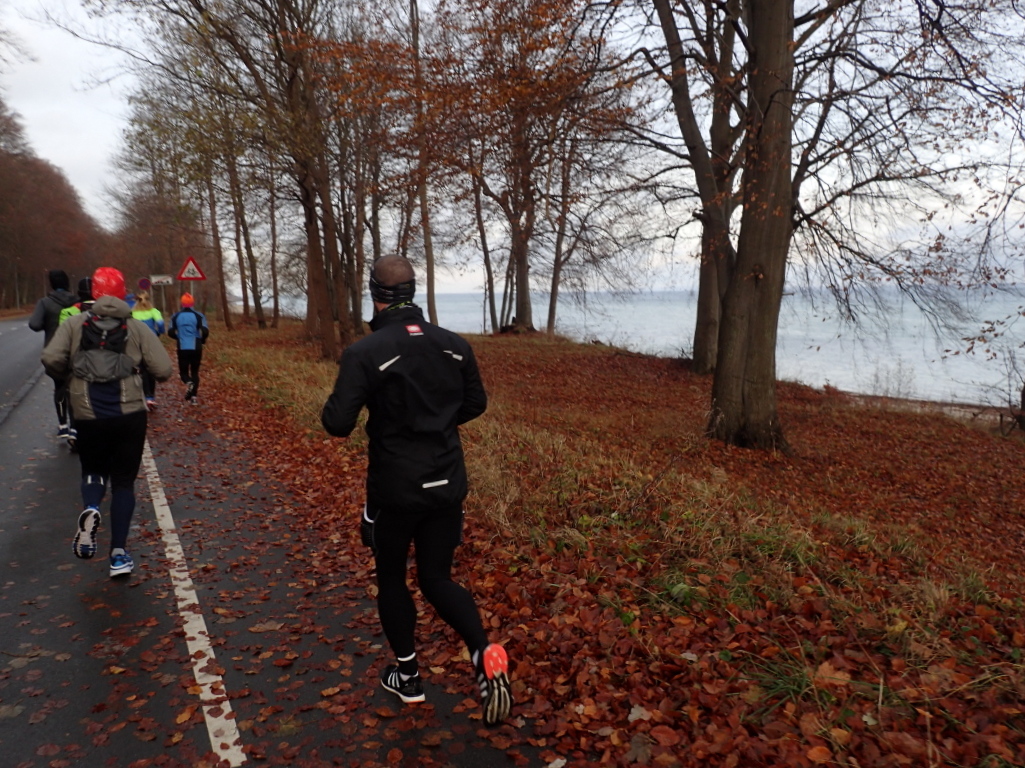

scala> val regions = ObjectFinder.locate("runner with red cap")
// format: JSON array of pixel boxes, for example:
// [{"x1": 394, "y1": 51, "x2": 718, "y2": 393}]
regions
[
  {"x1": 41, "y1": 267, "x2": 174, "y2": 577},
  {"x1": 169, "y1": 292, "x2": 209, "y2": 404}
]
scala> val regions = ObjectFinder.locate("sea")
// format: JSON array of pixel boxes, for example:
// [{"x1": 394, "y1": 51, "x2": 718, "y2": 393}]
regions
[
  {"x1": 272, "y1": 287, "x2": 1025, "y2": 407},
  {"x1": 410, "y1": 288, "x2": 1025, "y2": 407}
]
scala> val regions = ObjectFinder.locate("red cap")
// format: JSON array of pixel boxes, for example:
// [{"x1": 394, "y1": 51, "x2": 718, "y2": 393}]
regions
[
  {"x1": 91, "y1": 267, "x2": 126, "y2": 300},
  {"x1": 181, "y1": 293, "x2": 195, "y2": 307}
]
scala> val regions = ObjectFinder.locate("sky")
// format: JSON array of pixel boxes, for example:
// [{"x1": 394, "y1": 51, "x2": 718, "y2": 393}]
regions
[
  {"x1": 0, "y1": 1, "x2": 685, "y2": 293},
  {"x1": 2, "y1": 0, "x2": 135, "y2": 230}
]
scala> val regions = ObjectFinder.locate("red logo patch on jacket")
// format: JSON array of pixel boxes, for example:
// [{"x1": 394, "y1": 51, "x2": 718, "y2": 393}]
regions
[{"x1": 405, "y1": 324, "x2": 424, "y2": 336}]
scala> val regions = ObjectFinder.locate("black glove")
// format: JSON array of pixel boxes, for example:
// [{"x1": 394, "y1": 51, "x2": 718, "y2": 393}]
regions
[{"x1": 360, "y1": 506, "x2": 377, "y2": 555}]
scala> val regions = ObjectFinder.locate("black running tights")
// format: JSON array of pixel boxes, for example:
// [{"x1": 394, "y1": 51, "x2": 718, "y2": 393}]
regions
[
  {"x1": 177, "y1": 349, "x2": 202, "y2": 395},
  {"x1": 373, "y1": 504, "x2": 488, "y2": 670},
  {"x1": 76, "y1": 411, "x2": 147, "y2": 552}
]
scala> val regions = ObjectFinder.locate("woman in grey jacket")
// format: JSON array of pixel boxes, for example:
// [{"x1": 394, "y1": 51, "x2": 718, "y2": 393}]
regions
[{"x1": 42, "y1": 267, "x2": 173, "y2": 577}]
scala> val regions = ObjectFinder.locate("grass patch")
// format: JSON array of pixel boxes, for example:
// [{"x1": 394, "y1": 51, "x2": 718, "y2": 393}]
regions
[{"x1": 202, "y1": 319, "x2": 1025, "y2": 765}]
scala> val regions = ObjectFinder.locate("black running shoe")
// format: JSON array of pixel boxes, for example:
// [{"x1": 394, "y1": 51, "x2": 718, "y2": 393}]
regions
[
  {"x1": 380, "y1": 665, "x2": 425, "y2": 704},
  {"x1": 476, "y1": 643, "x2": 512, "y2": 725}
]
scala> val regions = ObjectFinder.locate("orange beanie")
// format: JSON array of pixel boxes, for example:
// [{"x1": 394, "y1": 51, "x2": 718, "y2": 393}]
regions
[{"x1": 181, "y1": 293, "x2": 195, "y2": 308}]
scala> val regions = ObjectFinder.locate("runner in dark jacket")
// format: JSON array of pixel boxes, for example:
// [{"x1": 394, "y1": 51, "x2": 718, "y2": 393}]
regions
[
  {"x1": 321, "y1": 255, "x2": 511, "y2": 726},
  {"x1": 29, "y1": 269, "x2": 79, "y2": 445}
]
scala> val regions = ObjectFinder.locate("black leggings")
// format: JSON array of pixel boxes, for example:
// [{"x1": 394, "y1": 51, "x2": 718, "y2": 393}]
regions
[
  {"x1": 373, "y1": 504, "x2": 488, "y2": 668},
  {"x1": 140, "y1": 365, "x2": 156, "y2": 399},
  {"x1": 177, "y1": 349, "x2": 202, "y2": 395},
  {"x1": 76, "y1": 411, "x2": 147, "y2": 552},
  {"x1": 51, "y1": 374, "x2": 69, "y2": 427}
]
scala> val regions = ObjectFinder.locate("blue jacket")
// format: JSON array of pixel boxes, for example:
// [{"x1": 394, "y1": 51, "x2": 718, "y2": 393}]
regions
[{"x1": 169, "y1": 308, "x2": 209, "y2": 351}]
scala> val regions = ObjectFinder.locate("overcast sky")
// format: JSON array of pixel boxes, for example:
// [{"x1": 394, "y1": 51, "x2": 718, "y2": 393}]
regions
[
  {"x1": 2, "y1": 0, "x2": 134, "y2": 230},
  {"x1": 0, "y1": 0, "x2": 683, "y2": 294}
]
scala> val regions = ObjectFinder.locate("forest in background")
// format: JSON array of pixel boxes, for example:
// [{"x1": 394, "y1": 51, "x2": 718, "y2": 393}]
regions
[{"x1": 0, "y1": 97, "x2": 108, "y2": 307}]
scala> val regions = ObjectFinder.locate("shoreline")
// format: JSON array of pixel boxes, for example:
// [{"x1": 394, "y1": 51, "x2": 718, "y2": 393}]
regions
[
  {"x1": 843, "y1": 391, "x2": 1011, "y2": 429},
  {"x1": 5, "y1": 306, "x2": 1014, "y2": 428}
]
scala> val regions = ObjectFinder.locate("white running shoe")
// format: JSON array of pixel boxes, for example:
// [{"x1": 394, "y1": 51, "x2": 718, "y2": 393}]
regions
[{"x1": 73, "y1": 508, "x2": 101, "y2": 559}]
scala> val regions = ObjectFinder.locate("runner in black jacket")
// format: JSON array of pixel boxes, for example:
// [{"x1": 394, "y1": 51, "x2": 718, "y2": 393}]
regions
[
  {"x1": 321, "y1": 255, "x2": 511, "y2": 726},
  {"x1": 29, "y1": 269, "x2": 79, "y2": 445}
]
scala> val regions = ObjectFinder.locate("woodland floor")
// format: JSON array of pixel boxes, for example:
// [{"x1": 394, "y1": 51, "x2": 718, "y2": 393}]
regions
[{"x1": 139, "y1": 320, "x2": 1025, "y2": 766}]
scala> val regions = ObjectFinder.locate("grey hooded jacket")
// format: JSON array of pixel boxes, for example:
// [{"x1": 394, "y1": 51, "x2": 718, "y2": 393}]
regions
[
  {"x1": 41, "y1": 296, "x2": 174, "y2": 421},
  {"x1": 29, "y1": 288, "x2": 78, "y2": 346}
]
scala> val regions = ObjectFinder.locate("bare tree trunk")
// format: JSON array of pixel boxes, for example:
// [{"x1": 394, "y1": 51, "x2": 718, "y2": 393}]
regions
[
  {"x1": 410, "y1": 0, "x2": 438, "y2": 325},
  {"x1": 228, "y1": 166, "x2": 250, "y2": 323},
  {"x1": 268, "y1": 153, "x2": 280, "y2": 328},
  {"x1": 472, "y1": 172, "x2": 499, "y2": 332},
  {"x1": 511, "y1": 122, "x2": 536, "y2": 330},
  {"x1": 240, "y1": 207, "x2": 266, "y2": 329},
  {"x1": 351, "y1": 145, "x2": 367, "y2": 333},
  {"x1": 315, "y1": 151, "x2": 354, "y2": 345},
  {"x1": 396, "y1": 184, "x2": 417, "y2": 260},
  {"x1": 692, "y1": 227, "x2": 722, "y2": 371},
  {"x1": 205, "y1": 172, "x2": 233, "y2": 331},
  {"x1": 708, "y1": 0, "x2": 794, "y2": 450},
  {"x1": 298, "y1": 163, "x2": 339, "y2": 361},
  {"x1": 546, "y1": 138, "x2": 575, "y2": 336},
  {"x1": 227, "y1": 152, "x2": 266, "y2": 329},
  {"x1": 511, "y1": 224, "x2": 533, "y2": 330},
  {"x1": 500, "y1": 255, "x2": 516, "y2": 328},
  {"x1": 653, "y1": 0, "x2": 738, "y2": 375},
  {"x1": 418, "y1": 180, "x2": 438, "y2": 324},
  {"x1": 369, "y1": 157, "x2": 382, "y2": 263}
]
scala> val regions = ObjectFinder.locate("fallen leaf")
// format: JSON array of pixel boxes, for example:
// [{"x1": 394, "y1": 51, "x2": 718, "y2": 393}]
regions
[{"x1": 807, "y1": 745, "x2": 832, "y2": 764}]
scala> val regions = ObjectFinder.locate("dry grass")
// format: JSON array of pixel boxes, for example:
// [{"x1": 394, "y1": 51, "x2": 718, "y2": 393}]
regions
[{"x1": 205, "y1": 320, "x2": 1025, "y2": 640}]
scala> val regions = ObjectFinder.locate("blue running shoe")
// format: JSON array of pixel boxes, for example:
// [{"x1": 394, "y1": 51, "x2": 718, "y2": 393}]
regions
[
  {"x1": 109, "y1": 550, "x2": 134, "y2": 577},
  {"x1": 73, "y1": 508, "x2": 100, "y2": 559}
]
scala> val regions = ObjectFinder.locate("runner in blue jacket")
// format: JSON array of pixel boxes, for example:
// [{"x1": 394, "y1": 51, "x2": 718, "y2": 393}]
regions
[{"x1": 168, "y1": 293, "x2": 209, "y2": 404}]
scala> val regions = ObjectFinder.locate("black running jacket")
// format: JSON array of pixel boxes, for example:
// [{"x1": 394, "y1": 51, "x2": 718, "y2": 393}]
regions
[{"x1": 321, "y1": 304, "x2": 487, "y2": 513}]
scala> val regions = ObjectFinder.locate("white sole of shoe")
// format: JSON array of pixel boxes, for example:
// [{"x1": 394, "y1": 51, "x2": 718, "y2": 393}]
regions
[
  {"x1": 109, "y1": 561, "x2": 134, "y2": 577},
  {"x1": 381, "y1": 674, "x2": 425, "y2": 703},
  {"x1": 480, "y1": 644, "x2": 512, "y2": 725},
  {"x1": 73, "y1": 509, "x2": 100, "y2": 559}
]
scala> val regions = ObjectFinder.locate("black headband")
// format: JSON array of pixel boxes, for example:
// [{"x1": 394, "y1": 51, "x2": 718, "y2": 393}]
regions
[{"x1": 369, "y1": 271, "x2": 416, "y2": 305}]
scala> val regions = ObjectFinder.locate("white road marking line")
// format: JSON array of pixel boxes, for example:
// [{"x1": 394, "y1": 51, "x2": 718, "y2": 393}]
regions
[{"x1": 142, "y1": 442, "x2": 247, "y2": 766}]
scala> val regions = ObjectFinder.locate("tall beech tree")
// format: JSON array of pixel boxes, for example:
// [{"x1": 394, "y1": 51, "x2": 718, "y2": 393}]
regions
[
  {"x1": 95, "y1": 0, "x2": 354, "y2": 358},
  {"x1": 640, "y1": 0, "x2": 1025, "y2": 448},
  {"x1": 427, "y1": 0, "x2": 643, "y2": 331}
]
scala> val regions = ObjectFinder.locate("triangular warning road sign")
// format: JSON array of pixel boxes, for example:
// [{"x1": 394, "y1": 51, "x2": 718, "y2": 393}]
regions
[{"x1": 177, "y1": 257, "x2": 207, "y2": 281}]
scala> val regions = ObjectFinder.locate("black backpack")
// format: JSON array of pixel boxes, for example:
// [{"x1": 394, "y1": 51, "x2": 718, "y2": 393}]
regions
[{"x1": 71, "y1": 312, "x2": 137, "y2": 383}]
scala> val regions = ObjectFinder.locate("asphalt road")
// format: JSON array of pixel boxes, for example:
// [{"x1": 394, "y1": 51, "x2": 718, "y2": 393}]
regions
[
  {"x1": 0, "y1": 322, "x2": 535, "y2": 768},
  {"x1": 0, "y1": 318, "x2": 48, "y2": 429}
]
